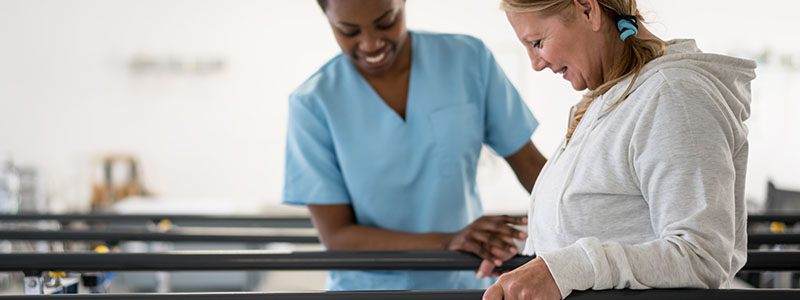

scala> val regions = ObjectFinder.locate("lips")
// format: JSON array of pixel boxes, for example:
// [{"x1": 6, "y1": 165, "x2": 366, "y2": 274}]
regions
[
  {"x1": 359, "y1": 47, "x2": 392, "y2": 68},
  {"x1": 365, "y1": 52, "x2": 386, "y2": 64},
  {"x1": 554, "y1": 67, "x2": 568, "y2": 80}
]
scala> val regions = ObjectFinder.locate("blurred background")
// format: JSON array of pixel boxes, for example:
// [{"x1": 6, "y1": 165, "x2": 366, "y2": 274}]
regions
[{"x1": 1, "y1": 0, "x2": 799, "y2": 228}]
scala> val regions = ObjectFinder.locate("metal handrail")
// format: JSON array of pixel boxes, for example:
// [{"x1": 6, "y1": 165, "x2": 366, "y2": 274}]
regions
[
  {"x1": 0, "y1": 250, "x2": 797, "y2": 273},
  {"x1": 748, "y1": 214, "x2": 800, "y2": 224},
  {"x1": 0, "y1": 228, "x2": 320, "y2": 244},
  {"x1": 749, "y1": 233, "x2": 800, "y2": 247},
  {"x1": 4, "y1": 213, "x2": 800, "y2": 226},
  {"x1": 0, "y1": 289, "x2": 798, "y2": 300},
  {"x1": 3, "y1": 230, "x2": 798, "y2": 248},
  {"x1": 0, "y1": 250, "x2": 530, "y2": 273},
  {"x1": 0, "y1": 214, "x2": 313, "y2": 228}
]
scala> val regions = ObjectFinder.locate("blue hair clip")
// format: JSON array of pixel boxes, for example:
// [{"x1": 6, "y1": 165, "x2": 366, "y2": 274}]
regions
[{"x1": 616, "y1": 15, "x2": 638, "y2": 41}]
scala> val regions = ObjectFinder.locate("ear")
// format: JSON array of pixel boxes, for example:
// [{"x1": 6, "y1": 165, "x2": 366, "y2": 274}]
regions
[{"x1": 573, "y1": 0, "x2": 603, "y2": 32}]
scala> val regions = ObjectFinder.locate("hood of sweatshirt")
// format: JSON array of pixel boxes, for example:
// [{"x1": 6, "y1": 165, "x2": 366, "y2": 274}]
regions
[{"x1": 603, "y1": 39, "x2": 756, "y2": 123}]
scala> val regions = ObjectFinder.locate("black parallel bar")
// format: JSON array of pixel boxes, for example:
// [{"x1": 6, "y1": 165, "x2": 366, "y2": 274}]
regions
[
  {"x1": 748, "y1": 233, "x2": 800, "y2": 247},
  {"x1": 745, "y1": 250, "x2": 800, "y2": 271},
  {"x1": 3, "y1": 213, "x2": 799, "y2": 226},
  {"x1": 748, "y1": 214, "x2": 800, "y2": 224},
  {"x1": 0, "y1": 250, "x2": 529, "y2": 272},
  {"x1": 0, "y1": 289, "x2": 798, "y2": 300},
  {"x1": 0, "y1": 250, "x2": 796, "y2": 273},
  {"x1": 0, "y1": 214, "x2": 313, "y2": 228},
  {"x1": 0, "y1": 229, "x2": 320, "y2": 244},
  {"x1": 569, "y1": 289, "x2": 800, "y2": 300},
  {"x1": 4, "y1": 213, "x2": 800, "y2": 223}
]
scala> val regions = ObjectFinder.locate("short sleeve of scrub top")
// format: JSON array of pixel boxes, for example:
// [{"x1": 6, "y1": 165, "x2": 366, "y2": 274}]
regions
[{"x1": 282, "y1": 31, "x2": 538, "y2": 290}]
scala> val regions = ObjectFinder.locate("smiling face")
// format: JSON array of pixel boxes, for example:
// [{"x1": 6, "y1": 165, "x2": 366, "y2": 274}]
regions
[
  {"x1": 324, "y1": 0, "x2": 409, "y2": 76},
  {"x1": 505, "y1": 1, "x2": 619, "y2": 91}
]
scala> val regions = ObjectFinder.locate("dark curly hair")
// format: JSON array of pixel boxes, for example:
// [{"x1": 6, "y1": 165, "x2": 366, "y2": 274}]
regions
[{"x1": 316, "y1": 0, "x2": 405, "y2": 12}]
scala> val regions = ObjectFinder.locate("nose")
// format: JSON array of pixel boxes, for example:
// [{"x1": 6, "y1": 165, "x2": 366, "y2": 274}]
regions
[
  {"x1": 528, "y1": 50, "x2": 547, "y2": 72},
  {"x1": 358, "y1": 30, "x2": 386, "y2": 53}
]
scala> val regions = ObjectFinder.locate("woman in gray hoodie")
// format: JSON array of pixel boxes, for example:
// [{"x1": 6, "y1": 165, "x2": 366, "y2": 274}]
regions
[{"x1": 482, "y1": 0, "x2": 756, "y2": 299}]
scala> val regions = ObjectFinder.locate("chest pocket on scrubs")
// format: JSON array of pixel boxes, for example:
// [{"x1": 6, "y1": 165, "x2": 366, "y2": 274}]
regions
[{"x1": 429, "y1": 103, "x2": 483, "y2": 177}]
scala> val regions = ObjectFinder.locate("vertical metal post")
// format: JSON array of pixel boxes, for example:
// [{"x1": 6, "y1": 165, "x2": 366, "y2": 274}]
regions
[
  {"x1": 154, "y1": 268, "x2": 170, "y2": 293},
  {"x1": 150, "y1": 241, "x2": 172, "y2": 293},
  {"x1": 244, "y1": 242, "x2": 265, "y2": 291},
  {"x1": 148, "y1": 220, "x2": 172, "y2": 293},
  {"x1": 766, "y1": 222, "x2": 793, "y2": 288},
  {"x1": 149, "y1": 219, "x2": 173, "y2": 293}
]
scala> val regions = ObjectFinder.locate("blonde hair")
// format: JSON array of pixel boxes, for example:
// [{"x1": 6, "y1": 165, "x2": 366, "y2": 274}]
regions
[{"x1": 502, "y1": 0, "x2": 665, "y2": 142}]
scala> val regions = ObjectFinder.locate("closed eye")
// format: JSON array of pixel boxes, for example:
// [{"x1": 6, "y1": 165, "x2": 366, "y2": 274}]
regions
[
  {"x1": 531, "y1": 40, "x2": 542, "y2": 49},
  {"x1": 339, "y1": 29, "x2": 361, "y2": 37},
  {"x1": 376, "y1": 9, "x2": 400, "y2": 30},
  {"x1": 376, "y1": 18, "x2": 397, "y2": 30}
]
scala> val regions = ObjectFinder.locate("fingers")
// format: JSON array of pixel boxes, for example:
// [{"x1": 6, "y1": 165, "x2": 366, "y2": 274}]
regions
[
  {"x1": 459, "y1": 239, "x2": 497, "y2": 263},
  {"x1": 457, "y1": 238, "x2": 514, "y2": 266},
  {"x1": 458, "y1": 227, "x2": 516, "y2": 252},
  {"x1": 475, "y1": 232, "x2": 517, "y2": 253},
  {"x1": 502, "y1": 215, "x2": 528, "y2": 225},
  {"x1": 484, "y1": 215, "x2": 527, "y2": 226},
  {"x1": 447, "y1": 232, "x2": 498, "y2": 262},
  {"x1": 484, "y1": 257, "x2": 561, "y2": 300},
  {"x1": 489, "y1": 242, "x2": 518, "y2": 261},
  {"x1": 490, "y1": 234, "x2": 519, "y2": 251},
  {"x1": 476, "y1": 259, "x2": 497, "y2": 278},
  {"x1": 479, "y1": 238, "x2": 520, "y2": 264},
  {"x1": 482, "y1": 282, "x2": 504, "y2": 300},
  {"x1": 471, "y1": 216, "x2": 528, "y2": 240},
  {"x1": 452, "y1": 215, "x2": 529, "y2": 265}
]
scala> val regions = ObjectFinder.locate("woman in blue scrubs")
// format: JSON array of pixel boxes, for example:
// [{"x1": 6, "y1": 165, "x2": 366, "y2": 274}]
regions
[{"x1": 282, "y1": 0, "x2": 547, "y2": 290}]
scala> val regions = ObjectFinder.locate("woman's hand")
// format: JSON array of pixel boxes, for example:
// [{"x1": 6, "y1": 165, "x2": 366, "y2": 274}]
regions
[
  {"x1": 447, "y1": 215, "x2": 527, "y2": 268},
  {"x1": 483, "y1": 257, "x2": 561, "y2": 300}
]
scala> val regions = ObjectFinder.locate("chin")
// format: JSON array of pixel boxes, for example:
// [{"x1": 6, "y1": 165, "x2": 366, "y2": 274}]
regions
[{"x1": 570, "y1": 81, "x2": 588, "y2": 91}]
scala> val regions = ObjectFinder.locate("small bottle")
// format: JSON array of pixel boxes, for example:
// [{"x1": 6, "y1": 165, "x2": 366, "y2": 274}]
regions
[
  {"x1": 0, "y1": 167, "x2": 7, "y2": 213},
  {"x1": 1, "y1": 160, "x2": 20, "y2": 214}
]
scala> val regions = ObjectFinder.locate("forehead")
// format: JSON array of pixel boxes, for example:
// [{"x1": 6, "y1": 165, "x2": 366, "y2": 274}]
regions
[
  {"x1": 326, "y1": 0, "x2": 402, "y2": 22},
  {"x1": 506, "y1": 10, "x2": 562, "y2": 37}
]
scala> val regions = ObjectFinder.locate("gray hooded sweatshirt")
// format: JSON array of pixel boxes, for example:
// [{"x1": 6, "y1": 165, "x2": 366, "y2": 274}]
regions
[{"x1": 523, "y1": 40, "x2": 756, "y2": 298}]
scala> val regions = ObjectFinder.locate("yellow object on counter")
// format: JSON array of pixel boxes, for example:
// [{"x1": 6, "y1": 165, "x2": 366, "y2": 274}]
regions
[
  {"x1": 770, "y1": 221, "x2": 786, "y2": 233},
  {"x1": 157, "y1": 219, "x2": 172, "y2": 231}
]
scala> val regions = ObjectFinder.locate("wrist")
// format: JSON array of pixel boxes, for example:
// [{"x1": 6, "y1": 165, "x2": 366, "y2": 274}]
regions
[
  {"x1": 538, "y1": 242, "x2": 595, "y2": 298},
  {"x1": 433, "y1": 232, "x2": 456, "y2": 250}
]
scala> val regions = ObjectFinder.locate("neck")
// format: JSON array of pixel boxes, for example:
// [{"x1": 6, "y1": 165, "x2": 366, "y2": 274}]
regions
[
  {"x1": 596, "y1": 21, "x2": 625, "y2": 89},
  {"x1": 599, "y1": 21, "x2": 662, "y2": 88}
]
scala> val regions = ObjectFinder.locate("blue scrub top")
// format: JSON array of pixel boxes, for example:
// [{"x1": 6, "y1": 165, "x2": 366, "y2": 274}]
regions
[{"x1": 283, "y1": 31, "x2": 538, "y2": 290}]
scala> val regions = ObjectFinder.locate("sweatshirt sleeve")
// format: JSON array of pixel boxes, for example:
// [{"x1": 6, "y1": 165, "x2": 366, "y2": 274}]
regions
[{"x1": 539, "y1": 74, "x2": 743, "y2": 298}]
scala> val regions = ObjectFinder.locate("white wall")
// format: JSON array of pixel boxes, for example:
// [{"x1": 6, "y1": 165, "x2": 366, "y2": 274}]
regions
[{"x1": 1, "y1": 0, "x2": 798, "y2": 214}]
